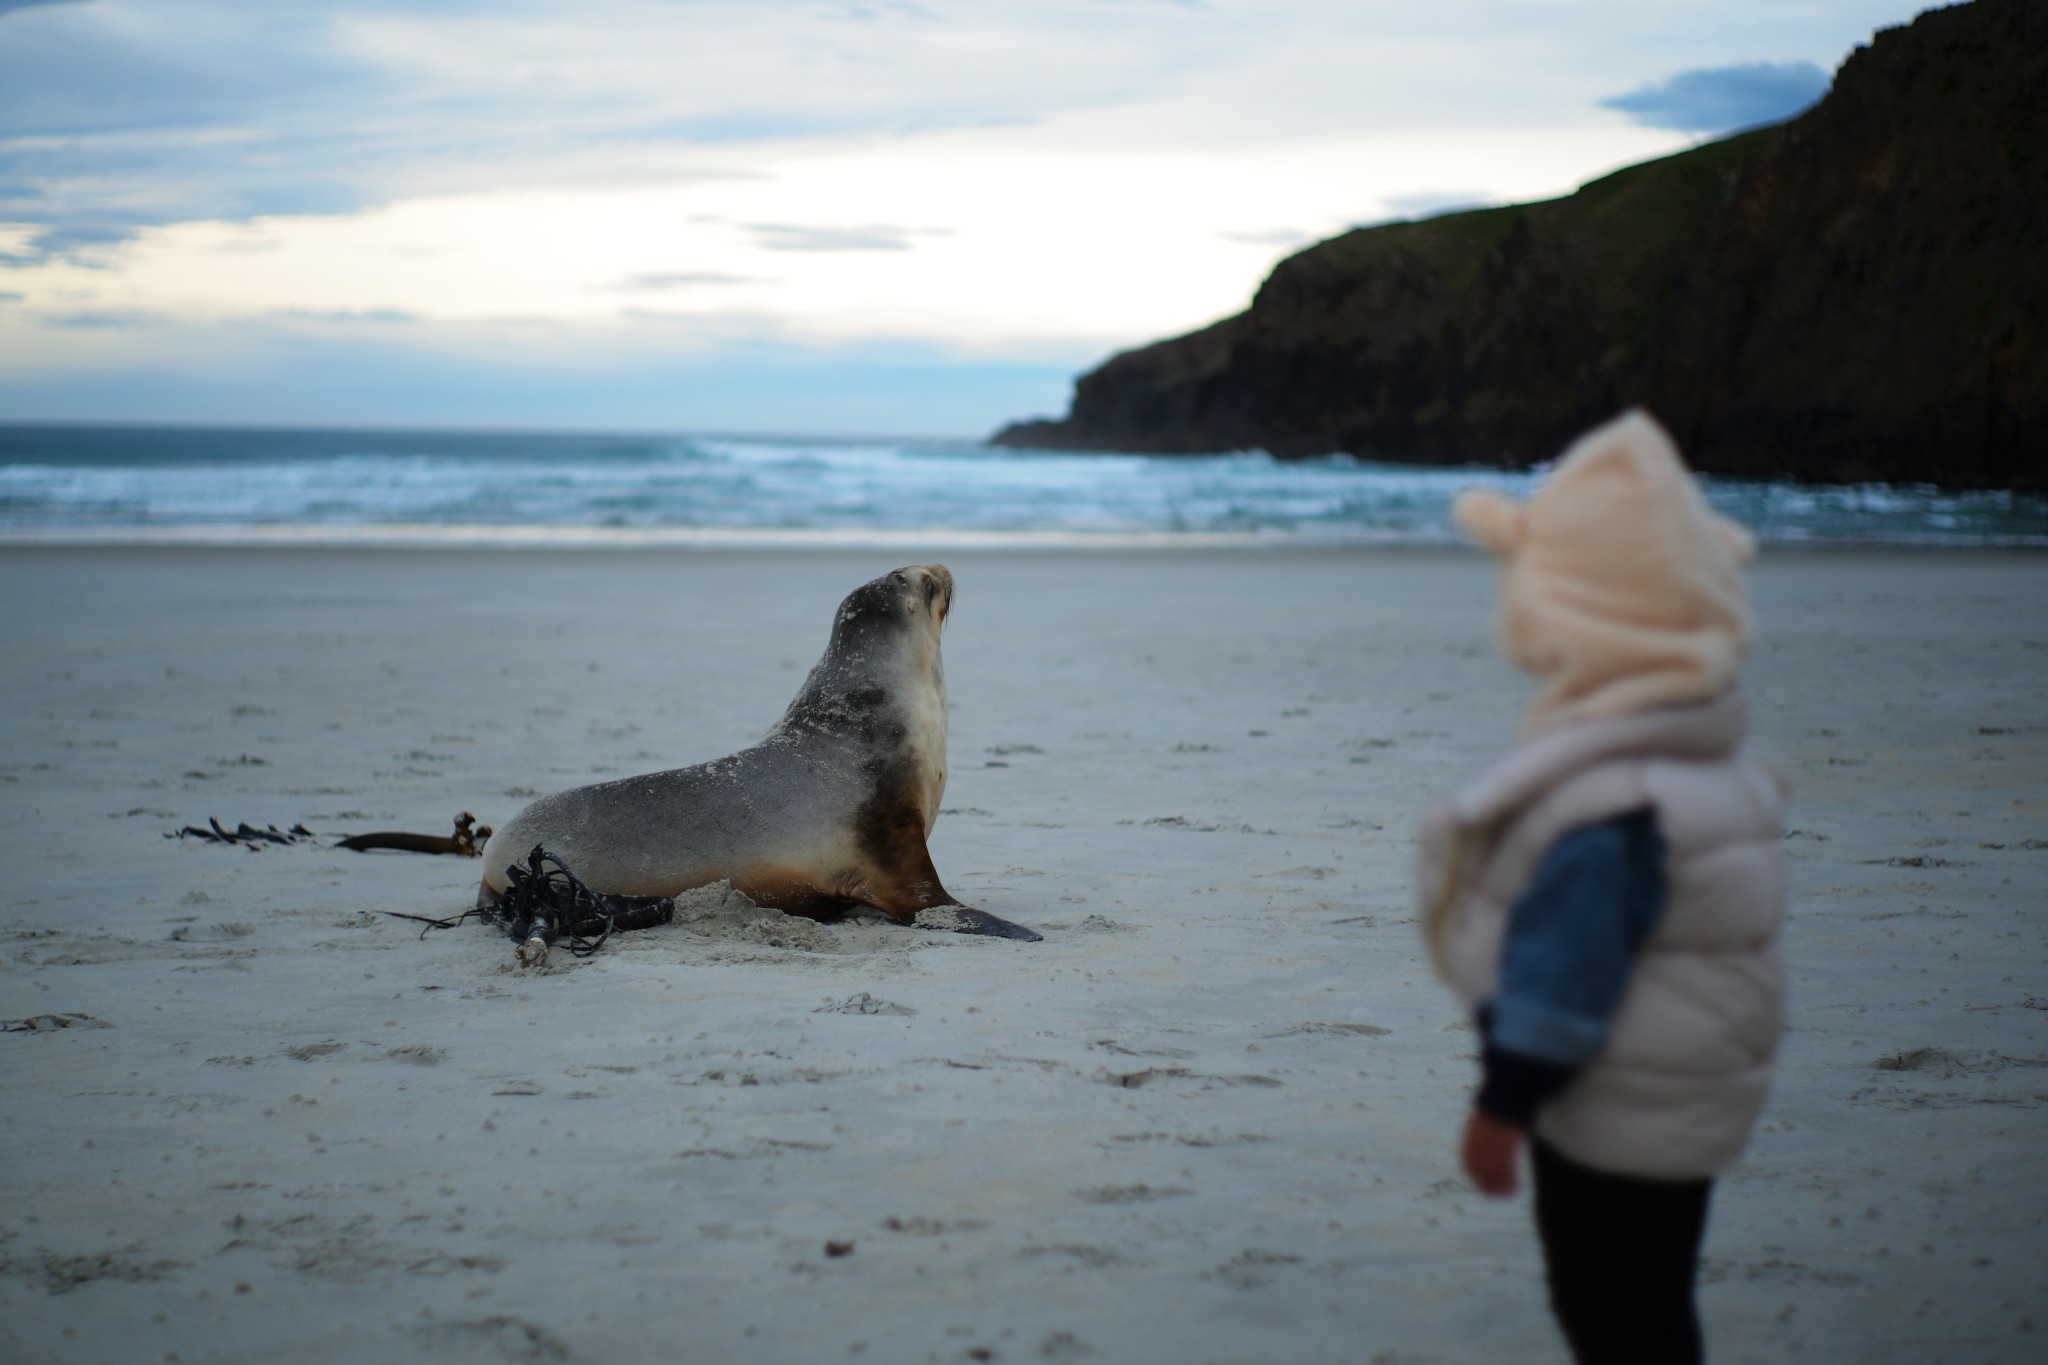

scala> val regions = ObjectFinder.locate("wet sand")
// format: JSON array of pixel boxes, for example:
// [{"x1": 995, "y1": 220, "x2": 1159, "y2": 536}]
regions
[{"x1": 2, "y1": 545, "x2": 2043, "y2": 1364}]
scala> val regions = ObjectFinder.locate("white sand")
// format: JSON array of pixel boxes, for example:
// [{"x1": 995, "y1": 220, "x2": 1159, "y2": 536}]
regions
[{"x1": 1, "y1": 545, "x2": 2043, "y2": 1364}]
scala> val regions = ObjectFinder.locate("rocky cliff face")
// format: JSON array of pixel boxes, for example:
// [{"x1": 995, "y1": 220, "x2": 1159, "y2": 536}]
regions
[{"x1": 994, "y1": 0, "x2": 2046, "y2": 489}]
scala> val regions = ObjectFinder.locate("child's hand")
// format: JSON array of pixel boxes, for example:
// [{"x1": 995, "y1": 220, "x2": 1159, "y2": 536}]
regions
[{"x1": 1460, "y1": 1110, "x2": 1526, "y2": 1197}]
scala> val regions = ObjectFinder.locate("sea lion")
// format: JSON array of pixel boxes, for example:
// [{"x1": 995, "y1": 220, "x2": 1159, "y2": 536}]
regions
[{"x1": 478, "y1": 564, "x2": 1039, "y2": 955}]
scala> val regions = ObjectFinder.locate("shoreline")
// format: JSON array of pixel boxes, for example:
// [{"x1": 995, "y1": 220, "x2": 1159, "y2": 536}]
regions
[{"x1": 6, "y1": 528, "x2": 2048, "y2": 552}]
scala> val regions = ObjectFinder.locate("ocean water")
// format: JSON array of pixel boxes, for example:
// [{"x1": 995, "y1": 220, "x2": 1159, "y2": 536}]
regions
[{"x1": 1, "y1": 424, "x2": 2042, "y2": 549}]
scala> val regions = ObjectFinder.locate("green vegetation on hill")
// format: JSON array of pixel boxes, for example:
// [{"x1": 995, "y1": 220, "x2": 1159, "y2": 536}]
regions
[{"x1": 996, "y1": 0, "x2": 2046, "y2": 488}]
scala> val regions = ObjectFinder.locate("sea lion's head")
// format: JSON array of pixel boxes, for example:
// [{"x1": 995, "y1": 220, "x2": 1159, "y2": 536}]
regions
[
  {"x1": 775, "y1": 565, "x2": 954, "y2": 749},
  {"x1": 825, "y1": 563, "x2": 952, "y2": 681},
  {"x1": 832, "y1": 563, "x2": 952, "y2": 636}
]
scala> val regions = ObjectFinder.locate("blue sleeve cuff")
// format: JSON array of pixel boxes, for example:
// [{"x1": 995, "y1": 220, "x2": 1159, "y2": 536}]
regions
[{"x1": 1475, "y1": 1044, "x2": 1578, "y2": 1128}]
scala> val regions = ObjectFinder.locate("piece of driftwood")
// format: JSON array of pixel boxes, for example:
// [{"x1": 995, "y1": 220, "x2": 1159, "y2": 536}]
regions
[{"x1": 337, "y1": 811, "x2": 491, "y2": 857}]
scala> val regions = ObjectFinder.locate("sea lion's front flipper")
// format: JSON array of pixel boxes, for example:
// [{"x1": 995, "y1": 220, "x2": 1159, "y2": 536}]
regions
[
  {"x1": 913, "y1": 904, "x2": 1043, "y2": 942},
  {"x1": 857, "y1": 841, "x2": 1043, "y2": 941}
]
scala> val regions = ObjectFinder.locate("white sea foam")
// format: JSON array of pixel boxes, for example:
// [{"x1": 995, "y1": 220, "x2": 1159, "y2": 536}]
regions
[{"x1": 1, "y1": 427, "x2": 2041, "y2": 548}]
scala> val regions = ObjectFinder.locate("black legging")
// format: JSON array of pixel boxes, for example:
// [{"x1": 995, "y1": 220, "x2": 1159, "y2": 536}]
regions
[{"x1": 1532, "y1": 1138, "x2": 1715, "y2": 1365}]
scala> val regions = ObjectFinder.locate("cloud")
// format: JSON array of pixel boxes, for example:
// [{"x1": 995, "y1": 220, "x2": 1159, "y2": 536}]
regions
[
  {"x1": 0, "y1": 0, "x2": 1213, "y2": 264},
  {"x1": 607, "y1": 272, "x2": 772, "y2": 292},
  {"x1": 1379, "y1": 189, "x2": 1495, "y2": 220},
  {"x1": 42, "y1": 309, "x2": 155, "y2": 328},
  {"x1": 0, "y1": 10, "x2": 375, "y2": 138},
  {"x1": 270, "y1": 308, "x2": 416, "y2": 324},
  {"x1": 1599, "y1": 61, "x2": 1829, "y2": 134},
  {"x1": 0, "y1": 4, "x2": 404, "y2": 259},
  {"x1": 23, "y1": 222, "x2": 139, "y2": 254},
  {"x1": 1216, "y1": 227, "x2": 1314, "y2": 248},
  {"x1": 0, "y1": 1, "x2": 1887, "y2": 278},
  {"x1": 743, "y1": 222, "x2": 950, "y2": 253}
]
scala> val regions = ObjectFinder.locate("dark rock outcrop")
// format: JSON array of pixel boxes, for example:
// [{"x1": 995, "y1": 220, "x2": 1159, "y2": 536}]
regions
[{"x1": 994, "y1": 0, "x2": 2046, "y2": 488}]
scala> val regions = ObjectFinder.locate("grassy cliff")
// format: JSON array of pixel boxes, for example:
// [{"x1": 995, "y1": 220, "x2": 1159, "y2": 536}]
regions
[{"x1": 995, "y1": 0, "x2": 2046, "y2": 488}]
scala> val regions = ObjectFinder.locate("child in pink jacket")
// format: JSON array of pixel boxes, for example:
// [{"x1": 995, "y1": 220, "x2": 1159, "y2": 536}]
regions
[{"x1": 1418, "y1": 411, "x2": 1788, "y2": 1364}]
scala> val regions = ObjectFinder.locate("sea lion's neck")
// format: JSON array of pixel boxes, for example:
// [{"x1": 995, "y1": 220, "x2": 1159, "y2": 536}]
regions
[
  {"x1": 901, "y1": 649, "x2": 947, "y2": 833},
  {"x1": 766, "y1": 630, "x2": 944, "y2": 826},
  {"x1": 770, "y1": 633, "x2": 938, "y2": 739}
]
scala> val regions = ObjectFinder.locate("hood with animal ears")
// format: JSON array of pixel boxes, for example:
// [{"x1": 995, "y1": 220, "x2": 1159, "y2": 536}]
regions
[{"x1": 1451, "y1": 411, "x2": 1756, "y2": 733}]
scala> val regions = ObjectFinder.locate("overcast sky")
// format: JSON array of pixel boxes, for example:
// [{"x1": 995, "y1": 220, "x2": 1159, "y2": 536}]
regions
[{"x1": 0, "y1": 0, "x2": 1926, "y2": 436}]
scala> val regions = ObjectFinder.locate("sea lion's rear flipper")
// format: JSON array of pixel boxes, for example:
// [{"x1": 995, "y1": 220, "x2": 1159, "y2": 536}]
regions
[{"x1": 476, "y1": 846, "x2": 676, "y2": 966}]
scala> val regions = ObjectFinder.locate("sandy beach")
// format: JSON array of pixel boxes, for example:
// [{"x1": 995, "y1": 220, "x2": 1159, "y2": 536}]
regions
[{"x1": 2, "y1": 544, "x2": 2042, "y2": 1365}]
